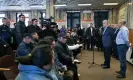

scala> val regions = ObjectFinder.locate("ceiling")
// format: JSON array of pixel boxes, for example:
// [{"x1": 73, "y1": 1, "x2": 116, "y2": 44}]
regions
[
  {"x1": 56, "y1": 0, "x2": 126, "y2": 10},
  {"x1": 0, "y1": 0, "x2": 46, "y2": 11},
  {"x1": 0, "y1": 0, "x2": 126, "y2": 11}
]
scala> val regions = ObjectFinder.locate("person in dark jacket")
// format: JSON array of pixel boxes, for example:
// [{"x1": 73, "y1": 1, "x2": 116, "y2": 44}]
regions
[
  {"x1": 101, "y1": 20, "x2": 114, "y2": 69},
  {"x1": 98, "y1": 26, "x2": 104, "y2": 51},
  {"x1": 55, "y1": 32, "x2": 79, "y2": 80},
  {"x1": 17, "y1": 33, "x2": 34, "y2": 56},
  {"x1": 76, "y1": 25, "x2": 82, "y2": 42},
  {"x1": 112, "y1": 24, "x2": 120, "y2": 60},
  {"x1": 31, "y1": 32, "x2": 39, "y2": 47},
  {"x1": 0, "y1": 18, "x2": 13, "y2": 57},
  {"x1": 39, "y1": 24, "x2": 57, "y2": 40},
  {"x1": 0, "y1": 18, "x2": 11, "y2": 43},
  {"x1": 27, "y1": 18, "x2": 42, "y2": 33},
  {"x1": 15, "y1": 14, "x2": 26, "y2": 45},
  {"x1": 82, "y1": 26, "x2": 89, "y2": 50},
  {"x1": 0, "y1": 36, "x2": 10, "y2": 57},
  {"x1": 87, "y1": 23, "x2": 96, "y2": 50},
  {"x1": 66, "y1": 32, "x2": 82, "y2": 59}
]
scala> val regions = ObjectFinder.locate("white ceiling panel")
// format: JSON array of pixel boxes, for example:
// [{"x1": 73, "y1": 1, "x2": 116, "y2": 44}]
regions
[
  {"x1": 0, "y1": 0, "x2": 126, "y2": 11},
  {"x1": 0, "y1": 0, "x2": 46, "y2": 11},
  {"x1": 55, "y1": 0, "x2": 126, "y2": 10}
]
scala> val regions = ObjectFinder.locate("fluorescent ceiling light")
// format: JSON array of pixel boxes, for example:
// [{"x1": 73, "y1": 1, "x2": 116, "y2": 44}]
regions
[
  {"x1": 67, "y1": 11, "x2": 81, "y2": 12},
  {"x1": 78, "y1": 4, "x2": 91, "y2": 6},
  {"x1": 30, "y1": 5, "x2": 43, "y2": 7},
  {"x1": 128, "y1": 2, "x2": 133, "y2": 5},
  {"x1": 54, "y1": 4, "x2": 66, "y2": 7},
  {"x1": 8, "y1": 5, "x2": 20, "y2": 7},
  {"x1": 103, "y1": 3, "x2": 118, "y2": 5}
]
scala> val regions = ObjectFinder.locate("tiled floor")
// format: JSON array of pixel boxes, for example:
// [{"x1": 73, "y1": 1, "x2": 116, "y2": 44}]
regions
[{"x1": 78, "y1": 50, "x2": 133, "y2": 80}]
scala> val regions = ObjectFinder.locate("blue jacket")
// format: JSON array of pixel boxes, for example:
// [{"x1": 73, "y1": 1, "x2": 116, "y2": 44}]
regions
[
  {"x1": 17, "y1": 42, "x2": 34, "y2": 56},
  {"x1": 102, "y1": 27, "x2": 113, "y2": 47},
  {"x1": 0, "y1": 24, "x2": 11, "y2": 42},
  {"x1": 15, "y1": 64, "x2": 59, "y2": 80}
]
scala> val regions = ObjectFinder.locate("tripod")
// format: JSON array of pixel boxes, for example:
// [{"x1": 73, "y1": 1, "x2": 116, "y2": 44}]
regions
[{"x1": 88, "y1": 37, "x2": 100, "y2": 69}]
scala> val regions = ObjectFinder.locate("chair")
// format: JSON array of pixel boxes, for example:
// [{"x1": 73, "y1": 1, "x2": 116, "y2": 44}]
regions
[{"x1": 0, "y1": 55, "x2": 19, "y2": 80}]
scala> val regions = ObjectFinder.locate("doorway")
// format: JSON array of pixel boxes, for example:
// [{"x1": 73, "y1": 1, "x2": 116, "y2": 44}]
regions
[
  {"x1": 94, "y1": 11, "x2": 109, "y2": 28},
  {"x1": 67, "y1": 12, "x2": 80, "y2": 28}
]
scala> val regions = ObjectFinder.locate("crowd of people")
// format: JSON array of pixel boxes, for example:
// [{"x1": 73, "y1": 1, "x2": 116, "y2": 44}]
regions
[
  {"x1": 0, "y1": 14, "x2": 84, "y2": 80},
  {"x1": 0, "y1": 14, "x2": 130, "y2": 80}
]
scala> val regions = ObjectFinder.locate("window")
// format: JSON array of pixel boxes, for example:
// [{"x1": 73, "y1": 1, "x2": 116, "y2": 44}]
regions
[
  {"x1": 17, "y1": 13, "x2": 29, "y2": 26},
  {"x1": 0, "y1": 13, "x2": 6, "y2": 25}
]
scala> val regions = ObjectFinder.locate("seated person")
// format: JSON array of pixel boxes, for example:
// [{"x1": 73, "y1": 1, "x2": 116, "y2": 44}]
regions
[
  {"x1": 17, "y1": 33, "x2": 34, "y2": 56},
  {"x1": 55, "y1": 32, "x2": 79, "y2": 80},
  {"x1": 31, "y1": 32, "x2": 39, "y2": 47},
  {"x1": 66, "y1": 32, "x2": 82, "y2": 59},
  {"x1": 15, "y1": 45, "x2": 59, "y2": 80},
  {"x1": 43, "y1": 36, "x2": 67, "y2": 72}
]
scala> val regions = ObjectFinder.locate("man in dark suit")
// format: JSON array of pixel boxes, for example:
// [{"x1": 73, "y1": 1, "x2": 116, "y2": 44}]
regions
[
  {"x1": 87, "y1": 23, "x2": 96, "y2": 50},
  {"x1": 101, "y1": 20, "x2": 113, "y2": 69},
  {"x1": 113, "y1": 24, "x2": 120, "y2": 60},
  {"x1": 82, "y1": 26, "x2": 89, "y2": 50}
]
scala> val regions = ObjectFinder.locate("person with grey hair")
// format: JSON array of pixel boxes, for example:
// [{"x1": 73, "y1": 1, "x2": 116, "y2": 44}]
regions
[
  {"x1": 101, "y1": 20, "x2": 113, "y2": 69},
  {"x1": 116, "y1": 20, "x2": 130, "y2": 78}
]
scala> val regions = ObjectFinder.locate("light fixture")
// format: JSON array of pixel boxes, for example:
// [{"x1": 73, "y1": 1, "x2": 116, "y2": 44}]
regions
[
  {"x1": 8, "y1": 5, "x2": 21, "y2": 7},
  {"x1": 78, "y1": 4, "x2": 91, "y2": 6},
  {"x1": 30, "y1": 4, "x2": 44, "y2": 7},
  {"x1": 103, "y1": 3, "x2": 118, "y2": 5},
  {"x1": 128, "y1": 2, "x2": 133, "y2": 5},
  {"x1": 54, "y1": 4, "x2": 67, "y2": 7},
  {"x1": 30, "y1": 5, "x2": 43, "y2": 7}
]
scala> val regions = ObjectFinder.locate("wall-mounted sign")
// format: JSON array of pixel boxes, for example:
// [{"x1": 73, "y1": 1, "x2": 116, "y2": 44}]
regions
[{"x1": 56, "y1": 20, "x2": 66, "y2": 29}]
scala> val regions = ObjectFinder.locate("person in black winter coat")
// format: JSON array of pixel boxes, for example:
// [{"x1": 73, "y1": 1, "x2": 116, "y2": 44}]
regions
[
  {"x1": 27, "y1": 18, "x2": 42, "y2": 34},
  {"x1": 15, "y1": 14, "x2": 27, "y2": 45},
  {"x1": 55, "y1": 32, "x2": 79, "y2": 80},
  {"x1": 0, "y1": 18, "x2": 12, "y2": 57},
  {"x1": 39, "y1": 24, "x2": 57, "y2": 40},
  {"x1": 0, "y1": 18, "x2": 11, "y2": 43}
]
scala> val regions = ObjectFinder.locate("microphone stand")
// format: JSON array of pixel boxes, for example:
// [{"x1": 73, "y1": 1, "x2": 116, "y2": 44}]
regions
[{"x1": 88, "y1": 32, "x2": 100, "y2": 69}]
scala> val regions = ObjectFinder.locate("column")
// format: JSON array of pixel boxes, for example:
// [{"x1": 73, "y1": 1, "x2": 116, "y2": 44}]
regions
[{"x1": 46, "y1": 0, "x2": 56, "y2": 21}]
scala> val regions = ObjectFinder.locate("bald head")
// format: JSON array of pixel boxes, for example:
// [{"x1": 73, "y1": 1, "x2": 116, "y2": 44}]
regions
[{"x1": 103, "y1": 20, "x2": 108, "y2": 27}]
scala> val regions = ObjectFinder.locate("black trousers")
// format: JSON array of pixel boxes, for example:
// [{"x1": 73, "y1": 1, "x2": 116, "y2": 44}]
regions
[
  {"x1": 88, "y1": 36, "x2": 95, "y2": 50},
  {"x1": 0, "y1": 72, "x2": 7, "y2": 80},
  {"x1": 83, "y1": 39, "x2": 88, "y2": 50},
  {"x1": 67, "y1": 63, "x2": 79, "y2": 80},
  {"x1": 103, "y1": 47, "x2": 111, "y2": 67},
  {"x1": 113, "y1": 43, "x2": 119, "y2": 58},
  {"x1": 0, "y1": 44, "x2": 13, "y2": 57},
  {"x1": 72, "y1": 48, "x2": 81, "y2": 58}
]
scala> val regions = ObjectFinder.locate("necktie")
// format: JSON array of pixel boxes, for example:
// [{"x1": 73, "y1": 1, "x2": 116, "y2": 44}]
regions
[{"x1": 103, "y1": 27, "x2": 107, "y2": 35}]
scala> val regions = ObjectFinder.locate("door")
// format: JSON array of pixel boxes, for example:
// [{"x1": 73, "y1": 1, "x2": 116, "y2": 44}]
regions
[{"x1": 67, "y1": 12, "x2": 80, "y2": 28}]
